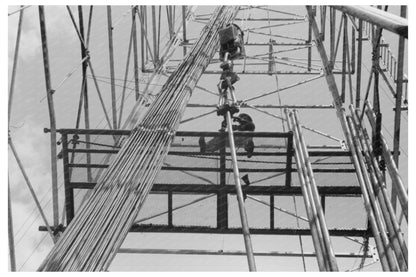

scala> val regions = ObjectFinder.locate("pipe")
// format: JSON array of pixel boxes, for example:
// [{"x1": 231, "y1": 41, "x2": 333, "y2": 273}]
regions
[
  {"x1": 131, "y1": 6, "x2": 140, "y2": 101},
  {"x1": 38, "y1": 6, "x2": 60, "y2": 228},
  {"x1": 341, "y1": 13, "x2": 347, "y2": 102},
  {"x1": 355, "y1": 19, "x2": 363, "y2": 108},
  {"x1": 118, "y1": 248, "x2": 372, "y2": 258},
  {"x1": 107, "y1": 6, "x2": 118, "y2": 129},
  {"x1": 8, "y1": 180, "x2": 16, "y2": 271},
  {"x1": 182, "y1": 6, "x2": 187, "y2": 56},
  {"x1": 291, "y1": 111, "x2": 338, "y2": 271},
  {"x1": 341, "y1": 120, "x2": 390, "y2": 270},
  {"x1": 392, "y1": 5, "x2": 406, "y2": 210},
  {"x1": 77, "y1": 6, "x2": 92, "y2": 185},
  {"x1": 365, "y1": 102, "x2": 407, "y2": 221},
  {"x1": 285, "y1": 110, "x2": 327, "y2": 271},
  {"x1": 118, "y1": 14, "x2": 134, "y2": 127},
  {"x1": 8, "y1": 5, "x2": 24, "y2": 125},
  {"x1": 350, "y1": 107, "x2": 408, "y2": 270},
  {"x1": 346, "y1": 116, "x2": 398, "y2": 271},
  {"x1": 225, "y1": 111, "x2": 257, "y2": 271},
  {"x1": 331, "y1": 6, "x2": 407, "y2": 38}
]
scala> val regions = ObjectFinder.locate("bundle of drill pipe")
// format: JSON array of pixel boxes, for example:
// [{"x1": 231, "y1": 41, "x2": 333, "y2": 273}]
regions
[
  {"x1": 38, "y1": 6, "x2": 239, "y2": 271},
  {"x1": 285, "y1": 109, "x2": 338, "y2": 271},
  {"x1": 346, "y1": 105, "x2": 407, "y2": 271}
]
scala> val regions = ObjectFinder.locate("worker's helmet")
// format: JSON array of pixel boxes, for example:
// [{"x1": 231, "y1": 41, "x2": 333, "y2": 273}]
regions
[{"x1": 238, "y1": 113, "x2": 253, "y2": 123}]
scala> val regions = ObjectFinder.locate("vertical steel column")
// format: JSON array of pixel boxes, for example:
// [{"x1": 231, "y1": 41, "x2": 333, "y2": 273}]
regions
[
  {"x1": 225, "y1": 112, "x2": 257, "y2": 271},
  {"x1": 118, "y1": 15, "x2": 134, "y2": 128},
  {"x1": 132, "y1": 6, "x2": 140, "y2": 101},
  {"x1": 268, "y1": 40, "x2": 273, "y2": 75},
  {"x1": 329, "y1": 7, "x2": 335, "y2": 68},
  {"x1": 355, "y1": 19, "x2": 363, "y2": 108},
  {"x1": 140, "y1": 6, "x2": 145, "y2": 71},
  {"x1": 285, "y1": 131, "x2": 293, "y2": 187},
  {"x1": 8, "y1": 180, "x2": 16, "y2": 271},
  {"x1": 182, "y1": 6, "x2": 187, "y2": 56},
  {"x1": 320, "y1": 6, "x2": 326, "y2": 41},
  {"x1": 351, "y1": 23, "x2": 356, "y2": 74},
  {"x1": 8, "y1": 5, "x2": 24, "y2": 124},
  {"x1": 38, "y1": 6, "x2": 59, "y2": 227},
  {"x1": 107, "y1": 6, "x2": 118, "y2": 129},
  {"x1": 307, "y1": 12, "x2": 313, "y2": 71},
  {"x1": 341, "y1": 13, "x2": 347, "y2": 103},
  {"x1": 152, "y1": 6, "x2": 159, "y2": 64},
  {"x1": 392, "y1": 5, "x2": 407, "y2": 211},
  {"x1": 61, "y1": 134, "x2": 74, "y2": 225},
  {"x1": 78, "y1": 6, "x2": 92, "y2": 184},
  {"x1": 217, "y1": 133, "x2": 228, "y2": 229},
  {"x1": 168, "y1": 191, "x2": 173, "y2": 227},
  {"x1": 270, "y1": 195, "x2": 274, "y2": 229},
  {"x1": 344, "y1": 18, "x2": 354, "y2": 105}
]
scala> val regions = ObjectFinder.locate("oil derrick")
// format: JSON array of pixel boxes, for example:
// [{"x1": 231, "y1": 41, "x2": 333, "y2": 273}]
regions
[{"x1": 8, "y1": 5, "x2": 408, "y2": 271}]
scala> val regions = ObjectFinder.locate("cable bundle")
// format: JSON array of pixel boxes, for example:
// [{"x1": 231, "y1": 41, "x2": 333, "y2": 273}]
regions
[{"x1": 38, "y1": 6, "x2": 239, "y2": 271}]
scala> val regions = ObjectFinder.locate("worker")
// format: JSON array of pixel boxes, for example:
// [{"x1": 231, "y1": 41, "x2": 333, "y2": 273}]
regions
[{"x1": 199, "y1": 113, "x2": 255, "y2": 158}]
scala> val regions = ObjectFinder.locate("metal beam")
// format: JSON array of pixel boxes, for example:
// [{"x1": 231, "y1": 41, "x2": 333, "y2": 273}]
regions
[
  {"x1": 38, "y1": 6, "x2": 59, "y2": 227},
  {"x1": 8, "y1": 5, "x2": 24, "y2": 125},
  {"x1": 186, "y1": 103, "x2": 335, "y2": 109},
  {"x1": 217, "y1": 134, "x2": 228, "y2": 229},
  {"x1": 68, "y1": 163, "x2": 356, "y2": 173},
  {"x1": 77, "y1": 5, "x2": 92, "y2": 186},
  {"x1": 118, "y1": 248, "x2": 373, "y2": 258},
  {"x1": 69, "y1": 183, "x2": 363, "y2": 196},
  {"x1": 61, "y1": 134, "x2": 74, "y2": 224},
  {"x1": 132, "y1": 6, "x2": 140, "y2": 101},
  {"x1": 146, "y1": 68, "x2": 343, "y2": 75},
  {"x1": 182, "y1": 6, "x2": 187, "y2": 56},
  {"x1": 225, "y1": 111, "x2": 257, "y2": 271},
  {"x1": 355, "y1": 19, "x2": 363, "y2": 108},
  {"x1": 106, "y1": 6, "x2": 118, "y2": 129},
  {"x1": 40, "y1": 224, "x2": 372, "y2": 237},
  {"x1": 332, "y1": 6, "x2": 408, "y2": 38},
  {"x1": 8, "y1": 180, "x2": 16, "y2": 271},
  {"x1": 392, "y1": 6, "x2": 406, "y2": 211},
  {"x1": 285, "y1": 132, "x2": 293, "y2": 187}
]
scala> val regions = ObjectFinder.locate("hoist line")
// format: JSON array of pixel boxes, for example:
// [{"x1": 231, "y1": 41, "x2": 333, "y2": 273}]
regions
[{"x1": 38, "y1": 6, "x2": 240, "y2": 271}]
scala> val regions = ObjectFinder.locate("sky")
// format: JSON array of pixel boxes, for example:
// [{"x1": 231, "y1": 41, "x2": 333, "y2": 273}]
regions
[{"x1": 4, "y1": 1, "x2": 412, "y2": 273}]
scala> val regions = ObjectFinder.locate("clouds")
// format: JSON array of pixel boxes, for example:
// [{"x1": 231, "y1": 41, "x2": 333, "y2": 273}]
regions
[
  {"x1": 8, "y1": 119, "x2": 63, "y2": 271},
  {"x1": 8, "y1": 6, "x2": 75, "y2": 69}
]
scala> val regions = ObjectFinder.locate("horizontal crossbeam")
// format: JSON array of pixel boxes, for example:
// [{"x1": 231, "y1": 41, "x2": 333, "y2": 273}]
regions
[
  {"x1": 39, "y1": 224, "x2": 371, "y2": 237},
  {"x1": 68, "y1": 183, "x2": 362, "y2": 196},
  {"x1": 118, "y1": 248, "x2": 372, "y2": 258}
]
